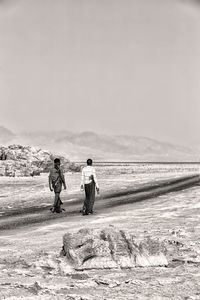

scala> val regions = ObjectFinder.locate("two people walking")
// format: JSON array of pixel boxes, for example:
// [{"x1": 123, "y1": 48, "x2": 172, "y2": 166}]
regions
[{"x1": 49, "y1": 158, "x2": 99, "y2": 214}]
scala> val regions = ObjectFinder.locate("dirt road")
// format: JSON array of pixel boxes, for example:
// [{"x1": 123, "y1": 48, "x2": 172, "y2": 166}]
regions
[{"x1": 0, "y1": 174, "x2": 199, "y2": 231}]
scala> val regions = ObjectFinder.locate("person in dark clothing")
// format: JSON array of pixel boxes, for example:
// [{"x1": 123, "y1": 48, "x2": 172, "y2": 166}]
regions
[
  {"x1": 0, "y1": 150, "x2": 7, "y2": 160},
  {"x1": 49, "y1": 158, "x2": 66, "y2": 213},
  {"x1": 80, "y1": 159, "x2": 99, "y2": 215}
]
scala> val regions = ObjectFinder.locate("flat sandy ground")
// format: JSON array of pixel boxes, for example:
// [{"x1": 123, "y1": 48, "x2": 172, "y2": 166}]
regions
[{"x1": 0, "y1": 164, "x2": 200, "y2": 300}]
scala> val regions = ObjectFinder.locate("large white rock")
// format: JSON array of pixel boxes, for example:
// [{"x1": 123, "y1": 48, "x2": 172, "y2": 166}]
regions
[
  {"x1": 62, "y1": 227, "x2": 168, "y2": 270},
  {"x1": 0, "y1": 145, "x2": 80, "y2": 177}
]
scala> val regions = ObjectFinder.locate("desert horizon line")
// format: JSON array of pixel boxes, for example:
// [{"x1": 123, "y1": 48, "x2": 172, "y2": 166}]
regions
[{"x1": 75, "y1": 161, "x2": 200, "y2": 164}]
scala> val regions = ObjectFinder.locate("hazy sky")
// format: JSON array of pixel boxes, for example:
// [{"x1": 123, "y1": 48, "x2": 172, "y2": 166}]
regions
[{"x1": 0, "y1": 0, "x2": 200, "y2": 146}]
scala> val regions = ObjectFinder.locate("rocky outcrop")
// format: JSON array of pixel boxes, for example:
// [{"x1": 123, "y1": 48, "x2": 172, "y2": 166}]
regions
[
  {"x1": 0, "y1": 145, "x2": 80, "y2": 177},
  {"x1": 62, "y1": 227, "x2": 168, "y2": 270}
]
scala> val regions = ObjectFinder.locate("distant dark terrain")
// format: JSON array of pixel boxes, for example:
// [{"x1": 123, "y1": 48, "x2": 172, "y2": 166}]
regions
[{"x1": 0, "y1": 126, "x2": 198, "y2": 161}]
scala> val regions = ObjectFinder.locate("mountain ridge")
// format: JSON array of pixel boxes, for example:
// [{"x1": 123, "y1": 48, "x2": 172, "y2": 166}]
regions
[{"x1": 0, "y1": 126, "x2": 198, "y2": 162}]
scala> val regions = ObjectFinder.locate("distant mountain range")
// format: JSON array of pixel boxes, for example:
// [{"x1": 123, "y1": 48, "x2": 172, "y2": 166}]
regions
[{"x1": 0, "y1": 126, "x2": 199, "y2": 162}]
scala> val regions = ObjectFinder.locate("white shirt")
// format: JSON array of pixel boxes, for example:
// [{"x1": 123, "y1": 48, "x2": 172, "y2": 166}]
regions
[{"x1": 81, "y1": 166, "x2": 99, "y2": 188}]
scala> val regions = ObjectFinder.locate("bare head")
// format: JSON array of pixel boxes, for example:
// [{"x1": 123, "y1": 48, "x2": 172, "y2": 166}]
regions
[
  {"x1": 87, "y1": 158, "x2": 93, "y2": 166},
  {"x1": 54, "y1": 158, "x2": 61, "y2": 168}
]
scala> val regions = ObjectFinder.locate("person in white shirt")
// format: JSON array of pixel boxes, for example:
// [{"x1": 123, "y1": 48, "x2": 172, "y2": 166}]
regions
[{"x1": 80, "y1": 158, "x2": 99, "y2": 215}]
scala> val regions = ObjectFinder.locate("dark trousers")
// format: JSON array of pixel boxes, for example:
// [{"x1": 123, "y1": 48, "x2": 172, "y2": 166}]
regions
[
  {"x1": 53, "y1": 183, "x2": 63, "y2": 213},
  {"x1": 53, "y1": 192, "x2": 63, "y2": 212},
  {"x1": 84, "y1": 181, "x2": 95, "y2": 214}
]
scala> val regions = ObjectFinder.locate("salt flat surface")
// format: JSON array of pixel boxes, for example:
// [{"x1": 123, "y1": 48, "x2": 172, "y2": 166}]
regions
[
  {"x1": 0, "y1": 164, "x2": 200, "y2": 299},
  {"x1": 0, "y1": 163, "x2": 199, "y2": 214}
]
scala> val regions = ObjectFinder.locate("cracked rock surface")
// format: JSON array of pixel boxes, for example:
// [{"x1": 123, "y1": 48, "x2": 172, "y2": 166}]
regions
[{"x1": 63, "y1": 227, "x2": 168, "y2": 269}]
